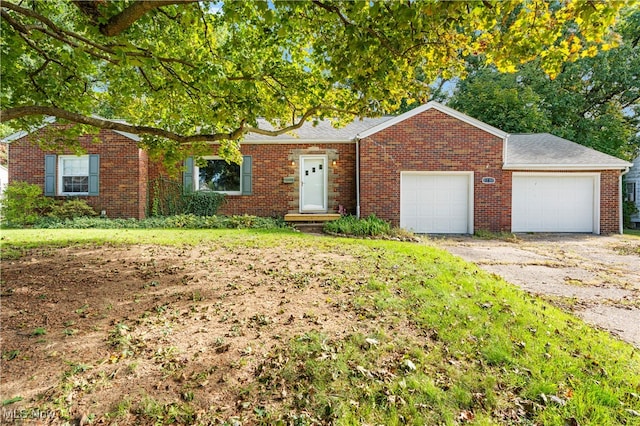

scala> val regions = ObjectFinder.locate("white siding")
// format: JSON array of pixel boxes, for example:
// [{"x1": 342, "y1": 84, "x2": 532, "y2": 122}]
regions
[
  {"x1": 626, "y1": 155, "x2": 640, "y2": 224},
  {"x1": 0, "y1": 165, "x2": 7, "y2": 198}
]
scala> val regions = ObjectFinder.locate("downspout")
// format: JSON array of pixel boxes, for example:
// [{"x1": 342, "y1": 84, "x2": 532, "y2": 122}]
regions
[
  {"x1": 355, "y1": 137, "x2": 361, "y2": 218},
  {"x1": 620, "y1": 166, "x2": 631, "y2": 234}
]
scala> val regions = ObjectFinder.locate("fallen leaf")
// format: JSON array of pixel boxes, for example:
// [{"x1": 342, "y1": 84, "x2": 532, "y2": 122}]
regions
[
  {"x1": 215, "y1": 343, "x2": 230, "y2": 354},
  {"x1": 356, "y1": 365, "x2": 372, "y2": 378},
  {"x1": 549, "y1": 395, "x2": 567, "y2": 406},
  {"x1": 458, "y1": 410, "x2": 475, "y2": 422},
  {"x1": 564, "y1": 417, "x2": 579, "y2": 426},
  {"x1": 365, "y1": 337, "x2": 379, "y2": 347},
  {"x1": 402, "y1": 359, "x2": 417, "y2": 372}
]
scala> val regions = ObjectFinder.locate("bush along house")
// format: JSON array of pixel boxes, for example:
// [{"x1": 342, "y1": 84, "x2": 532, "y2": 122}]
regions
[{"x1": 4, "y1": 102, "x2": 633, "y2": 234}]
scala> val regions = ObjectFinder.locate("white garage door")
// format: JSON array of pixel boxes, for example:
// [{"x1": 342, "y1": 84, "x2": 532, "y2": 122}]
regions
[
  {"x1": 400, "y1": 172, "x2": 472, "y2": 234},
  {"x1": 512, "y1": 174, "x2": 598, "y2": 233}
]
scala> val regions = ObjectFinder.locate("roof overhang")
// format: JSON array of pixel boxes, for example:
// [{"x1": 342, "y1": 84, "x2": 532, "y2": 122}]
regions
[
  {"x1": 356, "y1": 101, "x2": 508, "y2": 140},
  {"x1": 503, "y1": 163, "x2": 633, "y2": 171},
  {"x1": 1, "y1": 116, "x2": 56, "y2": 143}
]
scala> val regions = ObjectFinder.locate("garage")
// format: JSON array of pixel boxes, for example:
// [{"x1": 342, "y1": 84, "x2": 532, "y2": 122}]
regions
[
  {"x1": 512, "y1": 173, "x2": 599, "y2": 233},
  {"x1": 400, "y1": 172, "x2": 473, "y2": 234}
]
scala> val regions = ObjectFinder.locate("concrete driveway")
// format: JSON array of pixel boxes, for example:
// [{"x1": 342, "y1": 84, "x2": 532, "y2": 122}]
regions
[{"x1": 434, "y1": 234, "x2": 640, "y2": 348}]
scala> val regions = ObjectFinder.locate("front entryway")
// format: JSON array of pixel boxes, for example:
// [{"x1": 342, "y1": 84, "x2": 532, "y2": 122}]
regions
[{"x1": 300, "y1": 155, "x2": 328, "y2": 213}]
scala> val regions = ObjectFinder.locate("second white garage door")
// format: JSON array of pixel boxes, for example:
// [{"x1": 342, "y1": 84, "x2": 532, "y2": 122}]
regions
[
  {"x1": 400, "y1": 172, "x2": 473, "y2": 234},
  {"x1": 512, "y1": 173, "x2": 599, "y2": 233}
]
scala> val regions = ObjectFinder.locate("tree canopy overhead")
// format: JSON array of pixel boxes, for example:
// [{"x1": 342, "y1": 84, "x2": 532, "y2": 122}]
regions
[
  {"x1": 446, "y1": 7, "x2": 639, "y2": 161},
  {"x1": 0, "y1": 0, "x2": 628, "y2": 161}
]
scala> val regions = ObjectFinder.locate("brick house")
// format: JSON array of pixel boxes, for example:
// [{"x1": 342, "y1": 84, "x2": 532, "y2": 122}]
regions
[{"x1": 4, "y1": 102, "x2": 632, "y2": 234}]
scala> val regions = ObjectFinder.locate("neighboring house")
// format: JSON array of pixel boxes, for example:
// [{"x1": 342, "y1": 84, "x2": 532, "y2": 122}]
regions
[
  {"x1": 625, "y1": 152, "x2": 640, "y2": 228},
  {"x1": 0, "y1": 142, "x2": 7, "y2": 196},
  {"x1": 0, "y1": 164, "x2": 7, "y2": 197},
  {"x1": 3, "y1": 102, "x2": 633, "y2": 234}
]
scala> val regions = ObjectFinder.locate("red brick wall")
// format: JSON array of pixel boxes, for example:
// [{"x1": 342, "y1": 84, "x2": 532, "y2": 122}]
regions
[
  {"x1": 359, "y1": 109, "x2": 510, "y2": 232},
  {"x1": 147, "y1": 143, "x2": 357, "y2": 217},
  {"x1": 359, "y1": 108, "x2": 622, "y2": 234},
  {"x1": 599, "y1": 170, "x2": 621, "y2": 234},
  {"x1": 7, "y1": 119, "x2": 622, "y2": 232},
  {"x1": 138, "y1": 149, "x2": 149, "y2": 219},
  {"x1": 8, "y1": 126, "x2": 145, "y2": 219},
  {"x1": 508, "y1": 170, "x2": 622, "y2": 234}
]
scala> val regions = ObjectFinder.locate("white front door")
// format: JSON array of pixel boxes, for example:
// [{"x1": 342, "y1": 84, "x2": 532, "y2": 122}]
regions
[{"x1": 300, "y1": 156, "x2": 327, "y2": 212}]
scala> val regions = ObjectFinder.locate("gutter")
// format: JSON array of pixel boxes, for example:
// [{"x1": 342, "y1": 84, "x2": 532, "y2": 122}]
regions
[
  {"x1": 503, "y1": 164, "x2": 632, "y2": 171},
  {"x1": 241, "y1": 139, "x2": 355, "y2": 145},
  {"x1": 502, "y1": 134, "x2": 510, "y2": 168},
  {"x1": 620, "y1": 166, "x2": 631, "y2": 234}
]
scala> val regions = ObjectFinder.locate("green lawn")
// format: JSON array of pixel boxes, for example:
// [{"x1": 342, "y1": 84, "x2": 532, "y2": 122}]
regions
[
  {"x1": 625, "y1": 228, "x2": 640, "y2": 237},
  {"x1": 2, "y1": 229, "x2": 639, "y2": 425}
]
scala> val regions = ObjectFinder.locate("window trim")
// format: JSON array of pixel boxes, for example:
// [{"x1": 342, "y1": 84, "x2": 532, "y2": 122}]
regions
[
  {"x1": 194, "y1": 156, "x2": 242, "y2": 195},
  {"x1": 58, "y1": 155, "x2": 90, "y2": 196}
]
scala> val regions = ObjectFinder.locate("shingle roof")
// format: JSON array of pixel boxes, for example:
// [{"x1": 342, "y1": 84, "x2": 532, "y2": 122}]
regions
[
  {"x1": 243, "y1": 117, "x2": 392, "y2": 142},
  {"x1": 356, "y1": 101, "x2": 507, "y2": 139},
  {"x1": 1, "y1": 109, "x2": 632, "y2": 172},
  {"x1": 505, "y1": 133, "x2": 632, "y2": 170}
]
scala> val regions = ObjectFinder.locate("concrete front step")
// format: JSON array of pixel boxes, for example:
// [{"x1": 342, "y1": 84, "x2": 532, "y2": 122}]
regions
[{"x1": 284, "y1": 213, "x2": 341, "y2": 222}]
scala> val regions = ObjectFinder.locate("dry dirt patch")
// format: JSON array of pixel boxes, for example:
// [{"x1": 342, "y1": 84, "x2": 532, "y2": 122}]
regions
[
  {"x1": 434, "y1": 234, "x2": 640, "y2": 347},
  {"x1": 0, "y1": 242, "x2": 392, "y2": 422}
]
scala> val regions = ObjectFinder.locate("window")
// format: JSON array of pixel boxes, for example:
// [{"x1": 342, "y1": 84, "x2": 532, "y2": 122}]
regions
[
  {"x1": 196, "y1": 158, "x2": 241, "y2": 194},
  {"x1": 59, "y1": 155, "x2": 89, "y2": 195},
  {"x1": 45, "y1": 154, "x2": 99, "y2": 196},
  {"x1": 625, "y1": 182, "x2": 636, "y2": 202}
]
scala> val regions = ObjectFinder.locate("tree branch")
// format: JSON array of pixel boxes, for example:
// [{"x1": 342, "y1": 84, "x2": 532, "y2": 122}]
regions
[
  {"x1": 71, "y1": 0, "x2": 103, "y2": 24},
  {"x1": 244, "y1": 106, "x2": 359, "y2": 136},
  {"x1": 1, "y1": 105, "x2": 360, "y2": 143},
  {"x1": 2, "y1": 2, "x2": 195, "y2": 67},
  {"x1": 311, "y1": 0, "x2": 353, "y2": 27},
  {"x1": 1, "y1": 106, "x2": 244, "y2": 143},
  {"x1": 97, "y1": 0, "x2": 199, "y2": 36},
  {"x1": 311, "y1": 0, "x2": 400, "y2": 56}
]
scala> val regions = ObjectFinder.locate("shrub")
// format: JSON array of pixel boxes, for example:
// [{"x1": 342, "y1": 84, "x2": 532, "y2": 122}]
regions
[
  {"x1": 1, "y1": 181, "x2": 54, "y2": 225},
  {"x1": 149, "y1": 178, "x2": 185, "y2": 217},
  {"x1": 163, "y1": 214, "x2": 200, "y2": 228},
  {"x1": 48, "y1": 199, "x2": 97, "y2": 220},
  {"x1": 623, "y1": 200, "x2": 638, "y2": 229},
  {"x1": 149, "y1": 178, "x2": 226, "y2": 217},
  {"x1": 323, "y1": 214, "x2": 391, "y2": 237},
  {"x1": 183, "y1": 191, "x2": 226, "y2": 216},
  {"x1": 33, "y1": 214, "x2": 290, "y2": 230}
]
